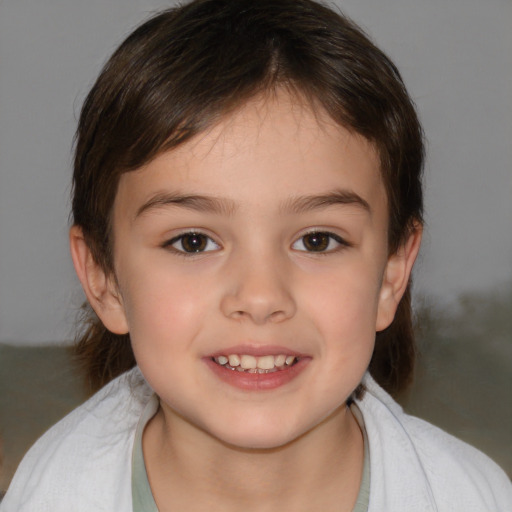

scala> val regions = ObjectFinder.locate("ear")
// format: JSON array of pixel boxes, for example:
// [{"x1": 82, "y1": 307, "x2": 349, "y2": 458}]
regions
[
  {"x1": 69, "y1": 225, "x2": 129, "y2": 335},
  {"x1": 376, "y1": 224, "x2": 422, "y2": 332}
]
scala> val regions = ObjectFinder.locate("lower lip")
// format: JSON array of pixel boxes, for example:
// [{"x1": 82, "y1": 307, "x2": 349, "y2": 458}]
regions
[{"x1": 204, "y1": 358, "x2": 310, "y2": 391}]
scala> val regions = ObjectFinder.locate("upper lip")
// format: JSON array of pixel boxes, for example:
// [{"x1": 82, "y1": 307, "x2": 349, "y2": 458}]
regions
[{"x1": 206, "y1": 344, "x2": 306, "y2": 358}]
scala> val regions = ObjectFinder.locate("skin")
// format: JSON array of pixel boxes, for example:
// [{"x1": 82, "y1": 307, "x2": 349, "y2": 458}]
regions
[{"x1": 70, "y1": 91, "x2": 421, "y2": 511}]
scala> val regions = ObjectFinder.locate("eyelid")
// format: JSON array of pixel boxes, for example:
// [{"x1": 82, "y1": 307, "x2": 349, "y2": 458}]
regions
[
  {"x1": 291, "y1": 229, "x2": 351, "y2": 253},
  {"x1": 163, "y1": 229, "x2": 221, "y2": 255}
]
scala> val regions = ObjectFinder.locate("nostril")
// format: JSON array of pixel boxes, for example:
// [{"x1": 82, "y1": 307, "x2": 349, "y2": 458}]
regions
[{"x1": 268, "y1": 310, "x2": 287, "y2": 322}]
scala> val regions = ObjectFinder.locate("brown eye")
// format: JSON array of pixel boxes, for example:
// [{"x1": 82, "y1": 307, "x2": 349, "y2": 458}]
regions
[
  {"x1": 168, "y1": 232, "x2": 219, "y2": 253},
  {"x1": 181, "y1": 233, "x2": 207, "y2": 252},
  {"x1": 292, "y1": 231, "x2": 347, "y2": 253},
  {"x1": 303, "y1": 232, "x2": 330, "y2": 251}
]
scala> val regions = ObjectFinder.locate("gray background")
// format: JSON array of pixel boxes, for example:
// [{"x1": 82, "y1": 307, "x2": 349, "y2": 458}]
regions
[{"x1": 0, "y1": 0, "x2": 511, "y2": 345}]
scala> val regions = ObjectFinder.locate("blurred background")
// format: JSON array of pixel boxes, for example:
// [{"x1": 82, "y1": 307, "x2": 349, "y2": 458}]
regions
[{"x1": 1, "y1": 0, "x2": 511, "y2": 493}]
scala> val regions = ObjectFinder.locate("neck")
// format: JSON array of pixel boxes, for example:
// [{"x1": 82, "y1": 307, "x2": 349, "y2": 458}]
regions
[{"x1": 143, "y1": 403, "x2": 364, "y2": 512}]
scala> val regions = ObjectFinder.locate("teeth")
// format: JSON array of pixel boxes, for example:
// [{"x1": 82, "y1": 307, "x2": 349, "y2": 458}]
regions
[
  {"x1": 257, "y1": 355, "x2": 275, "y2": 370},
  {"x1": 274, "y1": 354, "x2": 286, "y2": 367},
  {"x1": 285, "y1": 355, "x2": 295, "y2": 366},
  {"x1": 214, "y1": 353, "x2": 298, "y2": 372},
  {"x1": 240, "y1": 355, "x2": 257, "y2": 369},
  {"x1": 228, "y1": 354, "x2": 240, "y2": 367}
]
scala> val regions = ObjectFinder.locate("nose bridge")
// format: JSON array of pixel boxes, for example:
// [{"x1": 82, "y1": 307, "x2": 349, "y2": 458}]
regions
[{"x1": 220, "y1": 243, "x2": 296, "y2": 324}]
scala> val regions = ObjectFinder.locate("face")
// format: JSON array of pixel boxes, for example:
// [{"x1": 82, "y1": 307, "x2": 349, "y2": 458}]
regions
[{"x1": 89, "y1": 93, "x2": 413, "y2": 450}]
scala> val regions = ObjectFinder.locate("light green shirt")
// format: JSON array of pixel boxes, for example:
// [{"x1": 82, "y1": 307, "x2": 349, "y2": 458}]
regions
[
  {"x1": 131, "y1": 395, "x2": 159, "y2": 512},
  {"x1": 351, "y1": 403, "x2": 371, "y2": 512},
  {"x1": 131, "y1": 398, "x2": 370, "y2": 512}
]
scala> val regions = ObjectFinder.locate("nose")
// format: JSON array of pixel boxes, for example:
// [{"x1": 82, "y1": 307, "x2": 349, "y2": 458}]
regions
[{"x1": 220, "y1": 253, "x2": 296, "y2": 325}]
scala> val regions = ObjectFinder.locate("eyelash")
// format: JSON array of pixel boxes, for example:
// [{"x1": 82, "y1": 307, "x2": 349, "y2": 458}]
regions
[
  {"x1": 292, "y1": 231, "x2": 350, "y2": 254},
  {"x1": 164, "y1": 231, "x2": 220, "y2": 255},
  {"x1": 163, "y1": 230, "x2": 350, "y2": 256}
]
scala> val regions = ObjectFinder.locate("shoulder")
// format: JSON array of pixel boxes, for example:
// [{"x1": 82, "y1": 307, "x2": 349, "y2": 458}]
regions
[
  {"x1": 357, "y1": 373, "x2": 512, "y2": 512},
  {"x1": 0, "y1": 367, "x2": 153, "y2": 512}
]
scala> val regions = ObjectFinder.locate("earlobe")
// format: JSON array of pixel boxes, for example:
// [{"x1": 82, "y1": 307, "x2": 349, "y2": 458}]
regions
[
  {"x1": 69, "y1": 226, "x2": 129, "y2": 335},
  {"x1": 376, "y1": 224, "x2": 422, "y2": 332}
]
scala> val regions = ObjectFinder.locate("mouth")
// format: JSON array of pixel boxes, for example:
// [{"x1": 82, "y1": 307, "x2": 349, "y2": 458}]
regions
[
  {"x1": 211, "y1": 353, "x2": 299, "y2": 374},
  {"x1": 205, "y1": 348, "x2": 309, "y2": 391}
]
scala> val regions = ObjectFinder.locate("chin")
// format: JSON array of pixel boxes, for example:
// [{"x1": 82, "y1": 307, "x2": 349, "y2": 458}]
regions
[
  {"x1": 205, "y1": 416, "x2": 312, "y2": 452},
  {"x1": 217, "y1": 431, "x2": 299, "y2": 452}
]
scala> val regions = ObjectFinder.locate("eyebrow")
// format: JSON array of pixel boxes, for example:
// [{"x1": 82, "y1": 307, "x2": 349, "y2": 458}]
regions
[
  {"x1": 135, "y1": 192, "x2": 238, "y2": 218},
  {"x1": 281, "y1": 189, "x2": 371, "y2": 215},
  {"x1": 135, "y1": 188, "x2": 371, "y2": 219}
]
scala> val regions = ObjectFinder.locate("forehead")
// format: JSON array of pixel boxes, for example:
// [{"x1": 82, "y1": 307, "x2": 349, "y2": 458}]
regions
[{"x1": 114, "y1": 91, "x2": 386, "y2": 221}]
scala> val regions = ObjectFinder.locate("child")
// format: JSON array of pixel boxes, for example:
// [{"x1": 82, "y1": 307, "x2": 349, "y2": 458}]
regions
[{"x1": 2, "y1": 0, "x2": 510, "y2": 510}]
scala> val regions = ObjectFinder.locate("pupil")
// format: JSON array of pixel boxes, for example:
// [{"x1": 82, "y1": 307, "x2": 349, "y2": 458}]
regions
[
  {"x1": 304, "y1": 233, "x2": 328, "y2": 251},
  {"x1": 182, "y1": 234, "x2": 206, "y2": 252}
]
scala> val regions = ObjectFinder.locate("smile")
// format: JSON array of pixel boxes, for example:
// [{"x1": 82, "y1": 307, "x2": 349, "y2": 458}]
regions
[
  {"x1": 213, "y1": 354, "x2": 298, "y2": 373},
  {"x1": 206, "y1": 349, "x2": 309, "y2": 391}
]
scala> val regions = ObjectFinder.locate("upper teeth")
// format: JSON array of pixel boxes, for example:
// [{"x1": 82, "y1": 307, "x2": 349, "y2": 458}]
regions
[{"x1": 214, "y1": 354, "x2": 296, "y2": 371}]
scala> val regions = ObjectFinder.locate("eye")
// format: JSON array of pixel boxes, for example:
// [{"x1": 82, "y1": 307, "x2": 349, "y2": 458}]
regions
[
  {"x1": 292, "y1": 231, "x2": 348, "y2": 253},
  {"x1": 166, "y1": 232, "x2": 220, "y2": 253}
]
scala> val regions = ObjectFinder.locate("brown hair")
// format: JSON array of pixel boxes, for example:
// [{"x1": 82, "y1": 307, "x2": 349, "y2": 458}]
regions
[{"x1": 72, "y1": 0, "x2": 424, "y2": 395}]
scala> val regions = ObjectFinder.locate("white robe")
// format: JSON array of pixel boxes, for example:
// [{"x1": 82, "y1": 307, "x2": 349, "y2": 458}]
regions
[{"x1": 1, "y1": 367, "x2": 510, "y2": 511}]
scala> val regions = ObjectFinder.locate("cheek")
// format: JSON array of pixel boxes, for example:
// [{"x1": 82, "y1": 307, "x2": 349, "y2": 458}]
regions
[
  {"x1": 124, "y1": 279, "x2": 209, "y2": 392},
  {"x1": 302, "y1": 264, "x2": 382, "y2": 333},
  {"x1": 298, "y1": 262, "x2": 382, "y2": 376},
  {"x1": 118, "y1": 262, "x2": 212, "y2": 351}
]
